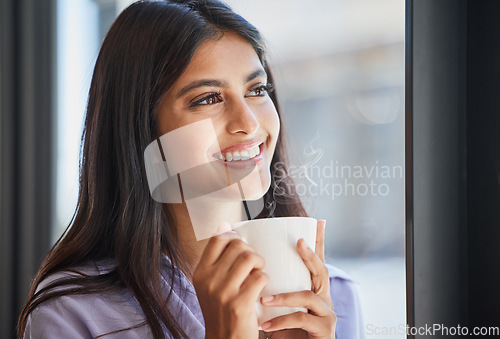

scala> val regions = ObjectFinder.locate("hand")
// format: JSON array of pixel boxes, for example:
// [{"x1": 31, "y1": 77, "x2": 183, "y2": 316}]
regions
[
  {"x1": 259, "y1": 220, "x2": 336, "y2": 339},
  {"x1": 193, "y1": 223, "x2": 269, "y2": 339}
]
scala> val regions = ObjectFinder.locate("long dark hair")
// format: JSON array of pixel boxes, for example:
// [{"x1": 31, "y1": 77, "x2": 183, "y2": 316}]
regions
[{"x1": 18, "y1": 1, "x2": 306, "y2": 338}]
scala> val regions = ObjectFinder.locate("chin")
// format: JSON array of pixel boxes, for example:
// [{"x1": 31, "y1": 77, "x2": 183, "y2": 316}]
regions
[{"x1": 240, "y1": 174, "x2": 271, "y2": 201}]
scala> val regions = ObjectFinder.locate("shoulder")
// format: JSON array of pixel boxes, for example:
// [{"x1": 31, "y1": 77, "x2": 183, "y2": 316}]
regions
[
  {"x1": 325, "y1": 263, "x2": 360, "y2": 314},
  {"x1": 25, "y1": 261, "x2": 149, "y2": 339},
  {"x1": 326, "y1": 263, "x2": 355, "y2": 282},
  {"x1": 325, "y1": 263, "x2": 366, "y2": 339}
]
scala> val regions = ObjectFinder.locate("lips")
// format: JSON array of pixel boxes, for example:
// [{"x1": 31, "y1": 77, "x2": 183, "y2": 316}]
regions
[{"x1": 214, "y1": 141, "x2": 263, "y2": 162}]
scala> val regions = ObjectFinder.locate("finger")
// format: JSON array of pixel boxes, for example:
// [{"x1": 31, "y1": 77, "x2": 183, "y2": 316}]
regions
[
  {"x1": 297, "y1": 238, "x2": 331, "y2": 299},
  {"x1": 198, "y1": 228, "x2": 241, "y2": 267},
  {"x1": 227, "y1": 249, "x2": 266, "y2": 287},
  {"x1": 195, "y1": 239, "x2": 261, "y2": 299},
  {"x1": 260, "y1": 290, "x2": 332, "y2": 317},
  {"x1": 215, "y1": 221, "x2": 233, "y2": 235},
  {"x1": 213, "y1": 238, "x2": 253, "y2": 268},
  {"x1": 260, "y1": 310, "x2": 336, "y2": 336},
  {"x1": 316, "y1": 220, "x2": 326, "y2": 263},
  {"x1": 239, "y1": 269, "x2": 269, "y2": 303}
]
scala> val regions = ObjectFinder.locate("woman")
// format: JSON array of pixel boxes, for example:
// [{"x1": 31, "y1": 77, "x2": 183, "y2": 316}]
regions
[{"x1": 18, "y1": 1, "x2": 363, "y2": 338}]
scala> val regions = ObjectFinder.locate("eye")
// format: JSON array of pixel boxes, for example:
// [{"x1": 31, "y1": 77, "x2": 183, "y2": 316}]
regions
[
  {"x1": 190, "y1": 92, "x2": 223, "y2": 107},
  {"x1": 246, "y1": 83, "x2": 274, "y2": 97}
]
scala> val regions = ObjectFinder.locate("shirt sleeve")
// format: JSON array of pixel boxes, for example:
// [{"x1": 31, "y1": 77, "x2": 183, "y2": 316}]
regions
[
  {"x1": 24, "y1": 292, "x2": 160, "y2": 339},
  {"x1": 23, "y1": 270, "x2": 157, "y2": 339},
  {"x1": 326, "y1": 264, "x2": 365, "y2": 339},
  {"x1": 24, "y1": 297, "x2": 92, "y2": 339}
]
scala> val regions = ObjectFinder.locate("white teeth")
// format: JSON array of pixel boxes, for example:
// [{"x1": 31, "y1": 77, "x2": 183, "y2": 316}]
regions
[
  {"x1": 248, "y1": 148, "x2": 256, "y2": 158},
  {"x1": 240, "y1": 150, "x2": 250, "y2": 160},
  {"x1": 253, "y1": 145, "x2": 260, "y2": 156},
  {"x1": 217, "y1": 144, "x2": 262, "y2": 162}
]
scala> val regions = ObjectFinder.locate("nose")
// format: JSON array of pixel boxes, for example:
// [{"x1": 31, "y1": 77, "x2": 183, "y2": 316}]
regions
[{"x1": 225, "y1": 98, "x2": 260, "y2": 135}]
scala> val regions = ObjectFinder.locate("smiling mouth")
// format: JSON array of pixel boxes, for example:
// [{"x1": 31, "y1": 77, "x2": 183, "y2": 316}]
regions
[{"x1": 213, "y1": 143, "x2": 263, "y2": 162}]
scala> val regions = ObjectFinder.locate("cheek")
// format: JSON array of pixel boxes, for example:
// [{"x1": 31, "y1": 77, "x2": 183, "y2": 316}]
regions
[
  {"x1": 260, "y1": 102, "x2": 280, "y2": 149},
  {"x1": 157, "y1": 112, "x2": 193, "y2": 136},
  {"x1": 156, "y1": 98, "x2": 200, "y2": 135},
  {"x1": 156, "y1": 97, "x2": 177, "y2": 135}
]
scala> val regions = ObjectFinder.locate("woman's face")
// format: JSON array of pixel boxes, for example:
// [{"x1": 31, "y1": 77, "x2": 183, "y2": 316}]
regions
[{"x1": 157, "y1": 33, "x2": 280, "y2": 202}]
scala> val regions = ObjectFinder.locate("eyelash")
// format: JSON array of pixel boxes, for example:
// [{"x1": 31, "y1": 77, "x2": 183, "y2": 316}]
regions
[{"x1": 189, "y1": 83, "x2": 274, "y2": 108}]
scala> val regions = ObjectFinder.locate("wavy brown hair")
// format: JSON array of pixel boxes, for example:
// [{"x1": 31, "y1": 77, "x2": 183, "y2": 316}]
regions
[{"x1": 18, "y1": 1, "x2": 306, "y2": 338}]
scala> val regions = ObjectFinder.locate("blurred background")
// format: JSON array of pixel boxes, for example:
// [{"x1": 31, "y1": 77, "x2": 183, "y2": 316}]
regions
[
  {"x1": 5, "y1": 1, "x2": 500, "y2": 338},
  {"x1": 1, "y1": 0, "x2": 405, "y2": 337},
  {"x1": 55, "y1": 0, "x2": 406, "y2": 336}
]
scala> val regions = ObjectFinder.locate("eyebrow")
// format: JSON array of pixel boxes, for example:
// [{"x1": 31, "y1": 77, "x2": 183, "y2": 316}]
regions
[
  {"x1": 176, "y1": 68, "x2": 267, "y2": 99},
  {"x1": 245, "y1": 69, "x2": 266, "y2": 84}
]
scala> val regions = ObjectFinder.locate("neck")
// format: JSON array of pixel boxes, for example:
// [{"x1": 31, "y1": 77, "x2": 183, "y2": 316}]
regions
[{"x1": 167, "y1": 198, "x2": 243, "y2": 281}]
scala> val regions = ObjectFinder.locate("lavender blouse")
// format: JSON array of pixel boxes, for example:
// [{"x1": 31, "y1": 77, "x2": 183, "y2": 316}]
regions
[{"x1": 25, "y1": 255, "x2": 365, "y2": 338}]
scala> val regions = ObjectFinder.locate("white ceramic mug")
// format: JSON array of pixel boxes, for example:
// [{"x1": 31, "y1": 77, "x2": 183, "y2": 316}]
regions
[{"x1": 232, "y1": 217, "x2": 317, "y2": 325}]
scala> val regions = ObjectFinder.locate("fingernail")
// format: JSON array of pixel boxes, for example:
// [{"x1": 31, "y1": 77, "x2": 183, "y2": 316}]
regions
[
  {"x1": 216, "y1": 222, "x2": 232, "y2": 234},
  {"x1": 261, "y1": 321, "x2": 271, "y2": 330},
  {"x1": 261, "y1": 295, "x2": 274, "y2": 303}
]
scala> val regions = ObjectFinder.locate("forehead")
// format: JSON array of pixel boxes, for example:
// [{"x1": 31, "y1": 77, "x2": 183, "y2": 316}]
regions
[{"x1": 176, "y1": 33, "x2": 265, "y2": 83}]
